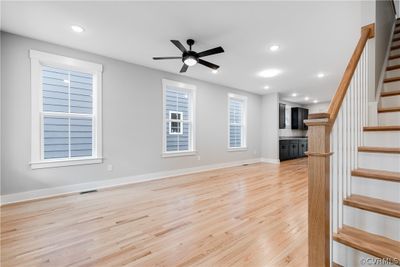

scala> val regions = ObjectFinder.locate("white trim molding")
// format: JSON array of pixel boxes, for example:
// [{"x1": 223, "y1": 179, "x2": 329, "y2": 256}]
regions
[
  {"x1": 375, "y1": 21, "x2": 396, "y2": 101},
  {"x1": 30, "y1": 50, "x2": 103, "y2": 169},
  {"x1": 1, "y1": 158, "x2": 262, "y2": 205},
  {"x1": 260, "y1": 158, "x2": 280, "y2": 164},
  {"x1": 30, "y1": 157, "x2": 103, "y2": 169}
]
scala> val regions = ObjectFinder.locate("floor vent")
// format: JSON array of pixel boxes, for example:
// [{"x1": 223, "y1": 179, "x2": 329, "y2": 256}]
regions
[
  {"x1": 242, "y1": 164, "x2": 249, "y2": 166},
  {"x1": 80, "y1": 189, "x2": 98, "y2": 194}
]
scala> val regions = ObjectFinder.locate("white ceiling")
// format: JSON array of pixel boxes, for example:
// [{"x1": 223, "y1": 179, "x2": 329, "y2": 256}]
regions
[{"x1": 1, "y1": 1, "x2": 362, "y2": 103}]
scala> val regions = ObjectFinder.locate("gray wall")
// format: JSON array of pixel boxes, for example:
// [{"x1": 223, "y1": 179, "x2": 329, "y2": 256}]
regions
[
  {"x1": 375, "y1": 0, "x2": 396, "y2": 89},
  {"x1": 261, "y1": 93, "x2": 279, "y2": 161},
  {"x1": 1, "y1": 32, "x2": 262, "y2": 195}
]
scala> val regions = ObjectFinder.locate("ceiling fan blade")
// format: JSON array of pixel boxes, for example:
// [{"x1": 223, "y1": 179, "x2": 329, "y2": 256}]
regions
[
  {"x1": 198, "y1": 59, "x2": 219, "y2": 70},
  {"x1": 171, "y1": 40, "x2": 187, "y2": 53},
  {"x1": 197, "y1": 46, "x2": 224, "y2": 58},
  {"x1": 180, "y1": 64, "x2": 189, "y2": 73},
  {"x1": 153, "y1": 56, "x2": 182, "y2": 60}
]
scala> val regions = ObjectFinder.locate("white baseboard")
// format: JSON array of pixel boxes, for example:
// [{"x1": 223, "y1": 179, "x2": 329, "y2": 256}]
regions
[
  {"x1": 0, "y1": 157, "x2": 262, "y2": 205},
  {"x1": 260, "y1": 157, "x2": 280, "y2": 164}
]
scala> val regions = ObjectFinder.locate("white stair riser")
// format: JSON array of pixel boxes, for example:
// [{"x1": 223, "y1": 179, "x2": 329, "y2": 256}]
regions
[
  {"x1": 358, "y1": 152, "x2": 400, "y2": 172},
  {"x1": 383, "y1": 80, "x2": 400, "y2": 91},
  {"x1": 378, "y1": 112, "x2": 400, "y2": 125},
  {"x1": 352, "y1": 176, "x2": 400, "y2": 202},
  {"x1": 380, "y1": 95, "x2": 400, "y2": 107},
  {"x1": 344, "y1": 206, "x2": 400, "y2": 241},
  {"x1": 385, "y1": 69, "x2": 400, "y2": 78},
  {"x1": 364, "y1": 131, "x2": 400, "y2": 147},
  {"x1": 390, "y1": 49, "x2": 400, "y2": 57},
  {"x1": 388, "y1": 57, "x2": 400, "y2": 66}
]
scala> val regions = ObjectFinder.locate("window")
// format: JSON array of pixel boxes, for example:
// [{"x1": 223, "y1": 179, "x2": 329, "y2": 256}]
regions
[
  {"x1": 169, "y1": 111, "x2": 183, "y2": 135},
  {"x1": 228, "y1": 93, "x2": 247, "y2": 150},
  {"x1": 162, "y1": 79, "x2": 196, "y2": 156},
  {"x1": 30, "y1": 50, "x2": 103, "y2": 168}
]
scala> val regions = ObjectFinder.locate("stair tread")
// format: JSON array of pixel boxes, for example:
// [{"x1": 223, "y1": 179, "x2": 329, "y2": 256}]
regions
[
  {"x1": 389, "y1": 54, "x2": 400, "y2": 60},
  {"x1": 333, "y1": 226, "x2": 400, "y2": 262},
  {"x1": 387, "y1": 64, "x2": 400, "y2": 71},
  {"x1": 343, "y1": 194, "x2": 400, "y2": 218},
  {"x1": 381, "y1": 90, "x2": 400, "y2": 97},
  {"x1": 384, "y1": 77, "x2": 400, "y2": 83},
  {"x1": 358, "y1": 146, "x2": 400, "y2": 154},
  {"x1": 363, "y1": 125, "x2": 400, "y2": 131},
  {"x1": 391, "y1": 45, "x2": 400, "y2": 51},
  {"x1": 378, "y1": 107, "x2": 400, "y2": 113},
  {"x1": 393, "y1": 36, "x2": 400, "y2": 42},
  {"x1": 352, "y1": 168, "x2": 400, "y2": 182}
]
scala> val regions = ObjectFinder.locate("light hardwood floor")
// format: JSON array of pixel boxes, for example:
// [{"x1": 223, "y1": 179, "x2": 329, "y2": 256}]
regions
[{"x1": 1, "y1": 158, "x2": 308, "y2": 267}]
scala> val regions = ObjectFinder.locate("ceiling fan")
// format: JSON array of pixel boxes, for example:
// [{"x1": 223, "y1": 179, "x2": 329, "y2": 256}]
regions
[{"x1": 153, "y1": 39, "x2": 224, "y2": 73}]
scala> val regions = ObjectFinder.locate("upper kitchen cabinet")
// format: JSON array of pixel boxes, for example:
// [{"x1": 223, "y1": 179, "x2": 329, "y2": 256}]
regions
[
  {"x1": 291, "y1": 107, "x2": 309, "y2": 130},
  {"x1": 279, "y1": 103, "x2": 286, "y2": 129}
]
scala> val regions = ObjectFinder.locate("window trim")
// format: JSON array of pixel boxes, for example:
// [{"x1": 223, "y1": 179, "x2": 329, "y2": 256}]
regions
[
  {"x1": 227, "y1": 93, "x2": 248, "y2": 151},
  {"x1": 162, "y1": 79, "x2": 196, "y2": 157},
  {"x1": 30, "y1": 50, "x2": 103, "y2": 169}
]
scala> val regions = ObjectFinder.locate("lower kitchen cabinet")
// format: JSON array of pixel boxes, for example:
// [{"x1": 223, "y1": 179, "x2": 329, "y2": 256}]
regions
[
  {"x1": 279, "y1": 139, "x2": 308, "y2": 161},
  {"x1": 279, "y1": 140, "x2": 289, "y2": 161},
  {"x1": 289, "y1": 140, "x2": 299, "y2": 158},
  {"x1": 299, "y1": 140, "x2": 308, "y2": 157}
]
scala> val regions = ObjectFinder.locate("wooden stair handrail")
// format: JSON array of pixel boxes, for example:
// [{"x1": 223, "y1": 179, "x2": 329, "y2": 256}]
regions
[
  {"x1": 326, "y1": 23, "x2": 375, "y2": 125},
  {"x1": 305, "y1": 23, "x2": 375, "y2": 267}
]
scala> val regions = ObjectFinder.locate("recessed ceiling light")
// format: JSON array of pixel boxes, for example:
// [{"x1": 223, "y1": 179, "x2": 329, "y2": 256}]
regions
[
  {"x1": 317, "y1": 72, "x2": 325, "y2": 78},
  {"x1": 63, "y1": 79, "x2": 70, "y2": 84},
  {"x1": 212, "y1": 69, "x2": 218, "y2": 74},
  {"x1": 291, "y1": 93, "x2": 298, "y2": 97},
  {"x1": 258, "y1": 69, "x2": 281, "y2": 78},
  {"x1": 269, "y1": 45, "x2": 280, "y2": 52},
  {"x1": 263, "y1": 85, "x2": 270, "y2": 90},
  {"x1": 304, "y1": 96, "x2": 310, "y2": 101},
  {"x1": 313, "y1": 100, "x2": 319, "y2": 103},
  {"x1": 71, "y1": 25, "x2": 84, "y2": 33}
]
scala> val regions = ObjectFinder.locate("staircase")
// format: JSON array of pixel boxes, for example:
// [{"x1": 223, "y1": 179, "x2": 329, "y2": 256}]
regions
[
  {"x1": 332, "y1": 23, "x2": 400, "y2": 266},
  {"x1": 306, "y1": 22, "x2": 400, "y2": 267}
]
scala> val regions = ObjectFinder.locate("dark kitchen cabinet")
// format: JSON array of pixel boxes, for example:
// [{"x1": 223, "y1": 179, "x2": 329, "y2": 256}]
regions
[
  {"x1": 279, "y1": 103, "x2": 286, "y2": 129},
  {"x1": 299, "y1": 140, "x2": 308, "y2": 157},
  {"x1": 289, "y1": 140, "x2": 299, "y2": 158},
  {"x1": 279, "y1": 140, "x2": 289, "y2": 161},
  {"x1": 291, "y1": 107, "x2": 309, "y2": 130},
  {"x1": 280, "y1": 139, "x2": 308, "y2": 161}
]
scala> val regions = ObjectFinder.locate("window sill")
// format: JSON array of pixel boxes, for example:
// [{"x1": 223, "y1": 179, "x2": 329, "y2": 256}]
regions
[
  {"x1": 162, "y1": 151, "x2": 197, "y2": 158},
  {"x1": 30, "y1": 157, "x2": 103, "y2": 169},
  {"x1": 227, "y1": 147, "x2": 248, "y2": 152}
]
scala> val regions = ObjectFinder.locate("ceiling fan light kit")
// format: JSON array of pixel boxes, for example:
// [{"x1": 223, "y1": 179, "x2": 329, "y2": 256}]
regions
[{"x1": 153, "y1": 39, "x2": 224, "y2": 73}]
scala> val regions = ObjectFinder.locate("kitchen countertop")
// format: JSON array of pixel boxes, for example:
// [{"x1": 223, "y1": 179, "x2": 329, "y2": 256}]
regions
[{"x1": 279, "y1": 136, "x2": 308, "y2": 140}]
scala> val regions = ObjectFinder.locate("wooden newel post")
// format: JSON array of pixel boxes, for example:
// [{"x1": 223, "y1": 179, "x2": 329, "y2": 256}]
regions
[
  {"x1": 305, "y1": 115, "x2": 332, "y2": 267},
  {"x1": 303, "y1": 23, "x2": 374, "y2": 267}
]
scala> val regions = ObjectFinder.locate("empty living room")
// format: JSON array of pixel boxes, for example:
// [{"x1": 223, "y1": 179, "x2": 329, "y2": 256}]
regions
[{"x1": 1, "y1": 1, "x2": 399, "y2": 266}]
